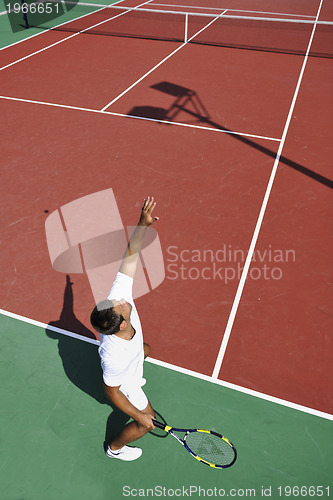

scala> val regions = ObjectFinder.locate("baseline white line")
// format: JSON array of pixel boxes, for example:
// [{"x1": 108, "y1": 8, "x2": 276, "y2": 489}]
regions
[
  {"x1": 0, "y1": 308, "x2": 99, "y2": 345},
  {"x1": 99, "y1": 7, "x2": 228, "y2": 111},
  {"x1": 1, "y1": 308, "x2": 332, "y2": 420},
  {"x1": 147, "y1": 358, "x2": 333, "y2": 421},
  {"x1": 0, "y1": 0, "x2": 153, "y2": 71},
  {"x1": 211, "y1": 0, "x2": 325, "y2": 381},
  {"x1": 0, "y1": 94, "x2": 281, "y2": 142},
  {"x1": 152, "y1": 3, "x2": 316, "y2": 18},
  {"x1": 0, "y1": 0, "x2": 129, "y2": 52}
]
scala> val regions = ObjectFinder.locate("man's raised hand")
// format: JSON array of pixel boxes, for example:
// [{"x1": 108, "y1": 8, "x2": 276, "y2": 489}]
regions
[{"x1": 139, "y1": 196, "x2": 159, "y2": 227}]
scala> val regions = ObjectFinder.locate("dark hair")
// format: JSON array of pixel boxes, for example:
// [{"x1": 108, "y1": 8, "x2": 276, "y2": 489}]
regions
[{"x1": 90, "y1": 299, "x2": 124, "y2": 335}]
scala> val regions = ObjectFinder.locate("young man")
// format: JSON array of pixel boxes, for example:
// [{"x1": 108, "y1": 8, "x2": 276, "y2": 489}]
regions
[{"x1": 90, "y1": 197, "x2": 158, "y2": 461}]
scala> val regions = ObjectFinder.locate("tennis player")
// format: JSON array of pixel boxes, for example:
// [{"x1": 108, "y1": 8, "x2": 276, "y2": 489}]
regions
[{"x1": 90, "y1": 197, "x2": 158, "y2": 461}]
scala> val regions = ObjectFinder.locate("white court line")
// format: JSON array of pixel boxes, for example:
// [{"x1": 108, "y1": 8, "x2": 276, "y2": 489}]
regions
[
  {"x1": 1, "y1": 3, "x2": 329, "y2": 420},
  {"x1": 148, "y1": 358, "x2": 333, "y2": 421},
  {"x1": 0, "y1": 308, "x2": 99, "y2": 345},
  {"x1": 99, "y1": 8, "x2": 228, "y2": 111},
  {"x1": 0, "y1": 0, "x2": 153, "y2": 71},
  {"x1": 0, "y1": 94, "x2": 281, "y2": 142},
  {"x1": 211, "y1": 0, "x2": 325, "y2": 381},
  {"x1": 100, "y1": 43, "x2": 187, "y2": 111},
  {"x1": 123, "y1": 110, "x2": 280, "y2": 141},
  {"x1": 0, "y1": 0, "x2": 129, "y2": 52},
  {"x1": 1, "y1": 308, "x2": 332, "y2": 421},
  {"x1": 187, "y1": 8, "x2": 227, "y2": 42},
  {"x1": 152, "y1": 3, "x2": 316, "y2": 18}
]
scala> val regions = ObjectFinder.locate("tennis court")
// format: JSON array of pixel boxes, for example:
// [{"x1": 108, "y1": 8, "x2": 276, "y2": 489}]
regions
[{"x1": 0, "y1": 0, "x2": 332, "y2": 498}]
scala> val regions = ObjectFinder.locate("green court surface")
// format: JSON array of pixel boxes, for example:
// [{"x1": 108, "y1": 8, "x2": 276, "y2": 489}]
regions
[
  {"x1": 1, "y1": 313, "x2": 332, "y2": 500},
  {"x1": 0, "y1": 0, "x2": 120, "y2": 48}
]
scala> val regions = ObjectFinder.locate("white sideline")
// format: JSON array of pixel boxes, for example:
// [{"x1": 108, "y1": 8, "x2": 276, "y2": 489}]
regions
[{"x1": 211, "y1": 0, "x2": 327, "y2": 380}]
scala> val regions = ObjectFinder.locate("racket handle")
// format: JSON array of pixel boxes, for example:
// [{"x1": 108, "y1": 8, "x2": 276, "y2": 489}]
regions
[{"x1": 152, "y1": 419, "x2": 167, "y2": 430}]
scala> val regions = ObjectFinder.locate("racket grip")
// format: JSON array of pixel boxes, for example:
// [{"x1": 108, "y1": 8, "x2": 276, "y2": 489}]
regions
[{"x1": 152, "y1": 419, "x2": 167, "y2": 430}]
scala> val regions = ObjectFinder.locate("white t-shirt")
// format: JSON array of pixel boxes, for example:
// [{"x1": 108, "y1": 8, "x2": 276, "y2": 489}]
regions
[{"x1": 98, "y1": 272, "x2": 145, "y2": 394}]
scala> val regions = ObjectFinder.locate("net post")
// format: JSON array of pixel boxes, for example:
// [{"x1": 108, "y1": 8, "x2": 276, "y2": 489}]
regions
[
  {"x1": 184, "y1": 13, "x2": 188, "y2": 43},
  {"x1": 20, "y1": 0, "x2": 29, "y2": 29}
]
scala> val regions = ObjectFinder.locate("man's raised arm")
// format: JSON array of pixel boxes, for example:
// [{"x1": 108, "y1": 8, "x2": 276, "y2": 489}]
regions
[{"x1": 119, "y1": 197, "x2": 159, "y2": 279}]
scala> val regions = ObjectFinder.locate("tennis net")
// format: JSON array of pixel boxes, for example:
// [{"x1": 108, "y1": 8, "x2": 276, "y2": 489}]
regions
[{"x1": 17, "y1": 1, "x2": 333, "y2": 58}]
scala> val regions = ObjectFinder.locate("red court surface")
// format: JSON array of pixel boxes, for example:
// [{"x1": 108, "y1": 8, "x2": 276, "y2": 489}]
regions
[
  {"x1": 0, "y1": 36, "x2": 179, "y2": 109},
  {"x1": 107, "y1": 43, "x2": 305, "y2": 139},
  {"x1": 1, "y1": 0, "x2": 332, "y2": 417},
  {"x1": 1, "y1": 99, "x2": 279, "y2": 363},
  {"x1": 154, "y1": 0, "x2": 319, "y2": 17}
]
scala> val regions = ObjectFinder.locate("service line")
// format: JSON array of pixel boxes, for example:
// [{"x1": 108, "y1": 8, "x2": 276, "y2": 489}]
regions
[{"x1": 0, "y1": 94, "x2": 280, "y2": 142}]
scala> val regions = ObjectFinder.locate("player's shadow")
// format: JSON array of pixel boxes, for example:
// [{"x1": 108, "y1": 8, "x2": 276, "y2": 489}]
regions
[
  {"x1": 46, "y1": 275, "x2": 105, "y2": 403},
  {"x1": 46, "y1": 275, "x2": 167, "y2": 448}
]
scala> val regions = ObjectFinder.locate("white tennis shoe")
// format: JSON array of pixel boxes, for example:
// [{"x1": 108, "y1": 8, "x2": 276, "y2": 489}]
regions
[{"x1": 106, "y1": 445, "x2": 142, "y2": 461}]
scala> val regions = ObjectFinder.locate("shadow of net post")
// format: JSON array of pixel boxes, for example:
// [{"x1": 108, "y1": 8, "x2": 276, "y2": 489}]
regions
[{"x1": 128, "y1": 81, "x2": 333, "y2": 190}]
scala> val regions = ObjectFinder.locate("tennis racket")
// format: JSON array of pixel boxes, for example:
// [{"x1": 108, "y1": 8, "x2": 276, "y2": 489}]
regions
[{"x1": 152, "y1": 419, "x2": 237, "y2": 469}]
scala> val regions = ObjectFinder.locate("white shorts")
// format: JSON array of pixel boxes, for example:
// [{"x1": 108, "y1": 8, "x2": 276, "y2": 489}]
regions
[{"x1": 119, "y1": 385, "x2": 148, "y2": 411}]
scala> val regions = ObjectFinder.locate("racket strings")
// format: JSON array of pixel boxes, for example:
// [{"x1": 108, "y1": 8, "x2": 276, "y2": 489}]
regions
[{"x1": 185, "y1": 431, "x2": 235, "y2": 466}]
